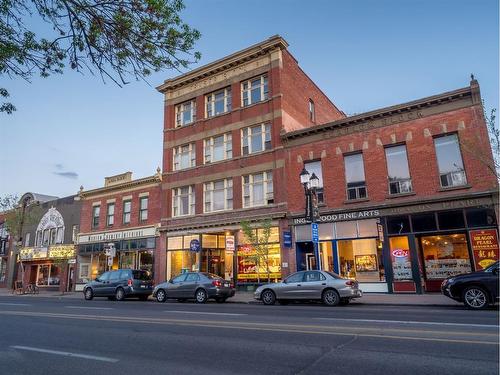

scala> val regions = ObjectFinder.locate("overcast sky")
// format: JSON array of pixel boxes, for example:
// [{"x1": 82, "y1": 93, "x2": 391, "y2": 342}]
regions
[{"x1": 1, "y1": 0, "x2": 498, "y2": 198}]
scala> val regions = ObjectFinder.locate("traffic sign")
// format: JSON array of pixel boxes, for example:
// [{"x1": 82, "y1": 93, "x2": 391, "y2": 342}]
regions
[{"x1": 311, "y1": 223, "x2": 319, "y2": 243}]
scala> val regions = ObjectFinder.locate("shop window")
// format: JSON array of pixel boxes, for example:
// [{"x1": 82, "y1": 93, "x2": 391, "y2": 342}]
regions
[
  {"x1": 202, "y1": 234, "x2": 218, "y2": 248},
  {"x1": 318, "y1": 223, "x2": 334, "y2": 240},
  {"x1": 295, "y1": 225, "x2": 312, "y2": 242},
  {"x1": 167, "y1": 236, "x2": 183, "y2": 250},
  {"x1": 438, "y1": 210, "x2": 465, "y2": 230},
  {"x1": 357, "y1": 219, "x2": 378, "y2": 237},
  {"x1": 344, "y1": 153, "x2": 367, "y2": 200},
  {"x1": 320, "y1": 242, "x2": 335, "y2": 272},
  {"x1": 36, "y1": 264, "x2": 61, "y2": 286},
  {"x1": 168, "y1": 250, "x2": 200, "y2": 279},
  {"x1": 411, "y1": 213, "x2": 437, "y2": 232},
  {"x1": 138, "y1": 250, "x2": 154, "y2": 274},
  {"x1": 335, "y1": 221, "x2": 357, "y2": 239},
  {"x1": 386, "y1": 216, "x2": 411, "y2": 235},
  {"x1": 183, "y1": 235, "x2": 200, "y2": 249},
  {"x1": 304, "y1": 160, "x2": 324, "y2": 203},
  {"x1": 421, "y1": 234, "x2": 471, "y2": 279},
  {"x1": 146, "y1": 237, "x2": 156, "y2": 249},
  {"x1": 237, "y1": 243, "x2": 281, "y2": 283},
  {"x1": 338, "y1": 239, "x2": 384, "y2": 282},
  {"x1": 389, "y1": 237, "x2": 413, "y2": 280},
  {"x1": 466, "y1": 208, "x2": 497, "y2": 228},
  {"x1": 434, "y1": 134, "x2": 467, "y2": 188}
]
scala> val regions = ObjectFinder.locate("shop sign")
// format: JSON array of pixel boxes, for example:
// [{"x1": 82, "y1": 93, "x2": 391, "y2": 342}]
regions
[
  {"x1": 283, "y1": 231, "x2": 292, "y2": 248},
  {"x1": 189, "y1": 239, "x2": 201, "y2": 253},
  {"x1": 225, "y1": 236, "x2": 235, "y2": 253},
  {"x1": 78, "y1": 226, "x2": 157, "y2": 244},
  {"x1": 377, "y1": 223, "x2": 384, "y2": 242},
  {"x1": 293, "y1": 210, "x2": 380, "y2": 225},
  {"x1": 19, "y1": 247, "x2": 48, "y2": 261},
  {"x1": 470, "y1": 229, "x2": 499, "y2": 271},
  {"x1": 311, "y1": 223, "x2": 319, "y2": 243},
  {"x1": 48, "y1": 245, "x2": 76, "y2": 259},
  {"x1": 392, "y1": 249, "x2": 409, "y2": 258}
]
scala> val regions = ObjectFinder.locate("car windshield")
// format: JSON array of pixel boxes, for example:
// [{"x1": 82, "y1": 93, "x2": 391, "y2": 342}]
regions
[
  {"x1": 482, "y1": 262, "x2": 499, "y2": 273},
  {"x1": 325, "y1": 271, "x2": 342, "y2": 279},
  {"x1": 132, "y1": 270, "x2": 152, "y2": 280}
]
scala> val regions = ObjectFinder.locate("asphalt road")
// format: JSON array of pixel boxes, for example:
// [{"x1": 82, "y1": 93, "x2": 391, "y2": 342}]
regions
[{"x1": 0, "y1": 296, "x2": 498, "y2": 375}]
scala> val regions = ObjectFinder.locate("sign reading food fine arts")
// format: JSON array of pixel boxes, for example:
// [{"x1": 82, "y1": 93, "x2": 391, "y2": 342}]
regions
[{"x1": 470, "y1": 229, "x2": 499, "y2": 271}]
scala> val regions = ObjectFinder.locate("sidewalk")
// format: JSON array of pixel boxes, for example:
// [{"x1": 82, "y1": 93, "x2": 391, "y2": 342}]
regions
[{"x1": 0, "y1": 288, "x2": 460, "y2": 306}]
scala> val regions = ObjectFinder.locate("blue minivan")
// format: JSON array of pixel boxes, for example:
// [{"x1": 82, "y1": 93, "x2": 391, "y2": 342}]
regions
[{"x1": 83, "y1": 269, "x2": 154, "y2": 301}]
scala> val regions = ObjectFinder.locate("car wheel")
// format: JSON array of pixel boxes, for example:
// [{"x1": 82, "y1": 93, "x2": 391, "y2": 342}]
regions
[
  {"x1": 195, "y1": 289, "x2": 208, "y2": 303},
  {"x1": 339, "y1": 298, "x2": 350, "y2": 306},
  {"x1": 156, "y1": 289, "x2": 167, "y2": 303},
  {"x1": 261, "y1": 289, "x2": 276, "y2": 305},
  {"x1": 115, "y1": 287, "x2": 125, "y2": 301},
  {"x1": 215, "y1": 297, "x2": 227, "y2": 303},
  {"x1": 322, "y1": 289, "x2": 340, "y2": 306},
  {"x1": 463, "y1": 286, "x2": 489, "y2": 309},
  {"x1": 84, "y1": 288, "x2": 93, "y2": 301},
  {"x1": 278, "y1": 299, "x2": 290, "y2": 305}
]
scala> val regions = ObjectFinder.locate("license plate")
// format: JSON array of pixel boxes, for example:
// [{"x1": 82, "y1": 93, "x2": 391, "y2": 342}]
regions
[
  {"x1": 224, "y1": 283, "x2": 229, "y2": 287},
  {"x1": 140, "y1": 285, "x2": 146, "y2": 288}
]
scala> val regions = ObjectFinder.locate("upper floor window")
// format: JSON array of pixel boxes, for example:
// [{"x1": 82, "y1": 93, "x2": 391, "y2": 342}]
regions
[
  {"x1": 204, "y1": 179, "x2": 233, "y2": 213},
  {"x1": 175, "y1": 99, "x2": 196, "y2": 127},
  {"x1": 123, "y1": 200, "x2": 131, "y2": 224},
  {"x1": 304, "y1": 161, "x2": 324, "y2": 203},
  {"x1": 24, "y1": 232, "x2": 30, "y2": 247},
  {"x1": 172, "y1": 186, "x2": 195, "y2": 217},
  {"x1": 139, "y1": 197, "x2": 148, "y2": 222},
  {"x1": 204, "y1": 133, "x2": 232, "y2": 164},
  {"x1": 92, "y1": 205, "x2": 100, "y2": 229},
  {"x1": 434, "y1": 134, "x2": 467, "y2": 188},
  {"x1": 344, "y1": 153, "x2": 367, "y2": 200},
  {"x1": 309, "y1": 99, "x2": 315, "y2": 122},
  {"x1": 206, "y1": 87, "x2": 231, "y2": 117},
  {"x1": 242, "y1": 171, "x2": 274, "y2": 208},
  {"x1": 173, "y1": 143, "x2": 196, "y2": 170},
  {"x1": 385, "y1": 145, "x2": 413, "y2": 195},
  {"x1": 242, "y1": 123, "x2": 271, "y2": 155},
  {"x1": 242, "y1": 75, "x2": 268, "y2": 107},
  {"x1": 106, "y1": 203, "x2": 115, "y2": 227}
]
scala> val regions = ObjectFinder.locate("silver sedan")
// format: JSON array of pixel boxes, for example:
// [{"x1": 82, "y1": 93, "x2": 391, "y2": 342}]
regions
[{"x1": 254, "y1": 270, "x2": 362, "y2": 306}]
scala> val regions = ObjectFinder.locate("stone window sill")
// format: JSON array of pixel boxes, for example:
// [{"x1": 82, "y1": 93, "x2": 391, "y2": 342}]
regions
[
  {"x1": 438, "y1": 184, "x2": 472, "y2": 192},
  {"x1": 343, "y1": 198, "x2": 370, "y2": 205},
  {"x1": 385, "y1": 192, "x2": 416, "y2": 199}
]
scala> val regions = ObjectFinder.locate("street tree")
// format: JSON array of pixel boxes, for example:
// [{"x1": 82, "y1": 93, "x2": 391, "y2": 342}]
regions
[
  {"x1": 240, "y1": 219, "x2": 273, "y2": 284},
  {"x1": 1, "y1": 0, "x2": 201, "y2": 113}
]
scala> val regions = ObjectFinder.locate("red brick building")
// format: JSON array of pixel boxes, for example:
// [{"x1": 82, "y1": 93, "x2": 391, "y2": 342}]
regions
[
  {"x1": 0, "y1": 212, "x2": 12, "y2": 288},
  {"x1": 75, "y1": 171, "x2": 162, "y2": 290},
  {"x1": 156, "y1": 35, "x2": 344, "y2": 285},
  {"x1": 283, "y1": 77, "x2": 499, "y2": 293}
]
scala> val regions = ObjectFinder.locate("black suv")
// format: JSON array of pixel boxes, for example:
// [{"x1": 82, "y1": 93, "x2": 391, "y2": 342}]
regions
[
  {"x1": 83, "y1": 269, "x2": 154, "y2": 301},
  {"x1": 441, "y1": 261, "x2": 499, "y2": 309}
]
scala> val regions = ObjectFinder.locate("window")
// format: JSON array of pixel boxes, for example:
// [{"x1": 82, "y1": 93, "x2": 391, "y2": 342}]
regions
[
  {"x1": 106, "y1": 203, "x2": 115, "y2": 226},
  {"x1": 72, "y1": 225, "x2": 78, "y2": 243},
  {"x1": 172, "y1": 186, "x2": 195, "y2": 217},
  {"x1": 172, "y1": 273, "x2": 187, "y2": 283},
  {"x1": 204, "y1": 179, "x2": 233, "y2": 212},
  {"x1": 386, "y1": 216, "x2": 411, "y2": 234},
  {"x1": 421, "y1": 234, "x2": 471, "y2": 279},
  {"x1": 309, "y1": 99, "x2": 315, "y2": 122},
  {"x1": 123, "y1": 200, "x2": 131, "y2": 224},
  {"x1": 173, "y1": 143, "x2": 196, "y2": 170},
  {"x1": 242, "y1": 171, "x2": 273, "y2": 208},
  {"x1": 92, "y1": 205, "x2": 100, "y2": 229},
  {"x1": 185, "y1": 273, "x2": 200, "y2": 282},
  {"x1": 242, "y1": 75, "x2": 268, "y2": 106},
  {"x1": 206, "y1": 87, "x2": 231, "y2": 117},
  {"x1": 304, "y1": 271, "x2": 325, "y2": 282},
  {"x1": 411, "y1": 213, "x2": 437, "y2": 232},
  {"x1": 304, "y1": 161, "x2": 324, "y2": 203},
  {"x1": 139, "y1": 197, "x2": 148, "y2": 222},
  {"x1": 344, "y1": 153, "x2": 367, "y2": 200},
  {"x1": 437, "y1": 210, "x2": 465, "y2": 230},
  {"x1": 24, "y1": 232, "x2": 30, "y2": 247},
  {"x1": 285, "y1": 272, "x2": 304, "y2": 283},
  {"x1": 175, "y1": 99, "x2": 196, "y2": 127},
  {"x1": 434, "y1": 134, "x2": 467, "y2": 188},
  {"x1": 385, "y1": 145, "x2": 412, "y2": 195},
  {"x1": 241, "y1": 123, "x2": 271, "y2": 155},
  {"x1": 204, "y1": 133, "x2": 232, "y2": 163}
]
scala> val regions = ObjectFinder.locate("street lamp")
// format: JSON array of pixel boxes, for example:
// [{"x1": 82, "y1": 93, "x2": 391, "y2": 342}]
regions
[{"x1": 299, "y1": 169, "x2": 321, "y2": 271}]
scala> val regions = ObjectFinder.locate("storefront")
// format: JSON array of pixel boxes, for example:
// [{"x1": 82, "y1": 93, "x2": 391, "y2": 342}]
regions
[
  {"x1": 76, "y1": 226, "x2": 158, "y2": 291},
  {"x1": 18, "y1": 245, "x2": 76, "y2": 291}
]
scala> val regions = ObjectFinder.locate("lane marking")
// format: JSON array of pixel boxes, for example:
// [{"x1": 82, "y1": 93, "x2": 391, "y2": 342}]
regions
[
  {"x1": 313, "y1": 317, "x2": 499, "y2": 328},
  {"x1": 163, "y1": 310, "x2": 246, "y2": 316},
  {"x1": 10, "y1": 345, "x2": 118, "y2": 363},
  {"x1": 0, "y1": 302, "x2": 31, "y2": 306},
  {"x1": 0, "y1": 310, "x2": 497, "y2": 346},
  {"x1": 65, "y1": 306, "x2": 114, "y2": 310}
]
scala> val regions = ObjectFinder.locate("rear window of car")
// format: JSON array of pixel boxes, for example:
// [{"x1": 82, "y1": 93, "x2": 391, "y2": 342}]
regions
[
  {"x1": 201, "y1": 273, "x2": 221, "y2": 280},
  {"x1": 132, "y1": 270, "x2": 152, "y2": 280},
  {"x1": 325, "y1": 271, "x2": 341, "y2": 279}
]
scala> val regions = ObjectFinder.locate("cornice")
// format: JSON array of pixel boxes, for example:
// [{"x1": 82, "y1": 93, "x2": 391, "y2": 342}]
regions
[
  {"x1": 78, "y1": 174, "x2": 162, "y2": 199},
  {"x1": 156, "y1": 35, "x2": 288, "y2": 93}
]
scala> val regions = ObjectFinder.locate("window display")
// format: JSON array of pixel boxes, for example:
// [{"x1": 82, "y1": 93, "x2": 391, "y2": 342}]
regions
[
  {"x1": 36, "y1": 264, "x2": 61, "y2": 286},
  {"x1": 389, "y1": 236, "x2": 413, "y2": 280},
  {"x1": 237, "y1": 243, "x2": 281, "y2": 282},
  {"x1": 421, "y1": 234, "x2": 471, "y2": 279},
  {"x1": 338, "y1": 239, "x2": 384, "y2": 282}
]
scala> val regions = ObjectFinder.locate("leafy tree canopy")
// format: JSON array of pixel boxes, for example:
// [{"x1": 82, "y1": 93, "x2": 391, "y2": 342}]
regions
[{"x1": 1, "y1": 0, "x2": 201, "y2": 113}]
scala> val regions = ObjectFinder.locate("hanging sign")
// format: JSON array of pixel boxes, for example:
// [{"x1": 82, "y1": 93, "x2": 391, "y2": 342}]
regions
[
  {"x1": 225, "y1": 236, "x2": 235, "y2": 253},
  {"x1": 190, "y1": 239, "x2": 201, "y2": 253},
  {"x1": 283, "y1": 231, "x2": 292, "y2": 248},
  {"x1": 470, "y1": 229, "x2": 499, "y2": 271}
]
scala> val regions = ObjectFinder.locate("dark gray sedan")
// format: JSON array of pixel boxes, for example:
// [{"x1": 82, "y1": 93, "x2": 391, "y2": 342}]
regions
[
  {"x1": 254, "y1": 270, "x2": 362, "y2": 306},
  {"x1": 153, "y1": 272, "x2": 236, "y2": 303}
]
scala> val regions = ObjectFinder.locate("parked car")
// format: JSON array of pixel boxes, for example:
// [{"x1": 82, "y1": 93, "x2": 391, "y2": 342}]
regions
[
  {"x1": 83, "y1": 269, "x2": 154, "y2": 301},
  {"x1": 153, "y1": 272, "x2": 235, "y2": 303},
  {"x1": 441, "y1": 261, "x2": 499, "y2": 309},
  {"x1": 254, "y1": 270, "x2": 362, "y2": 306}
]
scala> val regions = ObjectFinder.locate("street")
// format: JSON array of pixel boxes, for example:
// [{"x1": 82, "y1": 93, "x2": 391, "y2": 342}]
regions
[{"x1": 0, "y1": 296, "x2": 498, "y2": 375}]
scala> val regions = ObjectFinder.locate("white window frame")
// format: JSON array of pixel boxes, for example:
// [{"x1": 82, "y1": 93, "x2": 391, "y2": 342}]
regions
[
  {"x1": 242, "y1": 171, "x2": 274, "y2": 208},
  {"x1": 241, "y1": 123, "x2": 271, "y2": 155},
  {"x1": 175, "y1": 99, "x2": 196, "y2": 127},
  {"x1": 241, "y1": 75, "x2": 268, "y2": 107},
  {"x1": 173, "y1": 143, "x2": 196, "y2": 170},
  {"x1": 204, "y1": 133, "x2": 232, "y2": 164},
  {"x1": 206, "y1": 87, "x2": 231, "y2": 118},
  {"x1": 172, "y1": 186, "x2": 196, "y2": 217},
  {"x1": 123, "y1": 200, "x2": 131, "y2": 224},
  {"x1": 106, "y1": 203, "x2": 115, "y2": 227},
  {"x1": 139, "y1": 197, "x2": 148, "y2": 222},
  {"x1": 204, "y1": 179, "x2": 233, "y2": 213}
]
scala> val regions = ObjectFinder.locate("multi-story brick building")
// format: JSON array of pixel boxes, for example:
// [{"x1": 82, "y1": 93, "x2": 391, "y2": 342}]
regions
[
  {"x1": 75, "y1": 170, "x2": 162, "y2": 290},
  {"x1": 156, "y1": 35, "x2": 344, "y2": 285},
  {"x1": 0, "y1": 211, "x2": 12, "y2": 288},
  {"x1": 283, "y1": 77, "x2": 499, "y2": 293}
]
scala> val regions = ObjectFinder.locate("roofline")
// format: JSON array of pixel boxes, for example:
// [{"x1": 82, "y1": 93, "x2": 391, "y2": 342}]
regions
[
  {"x1": 78, "y1": 174, "x2": 162, "y2": 199},
  {"x1": 283, "y1": 84, "x2": 476, "y2": 140},
  {"x1": 156, "y1": 35, "x2": 289, "y2": 93}
]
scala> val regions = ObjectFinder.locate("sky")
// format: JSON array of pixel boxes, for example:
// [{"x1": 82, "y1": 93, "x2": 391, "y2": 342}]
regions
[{"x1": 1, "y1": 0, "x2": 498, "y2": 198}]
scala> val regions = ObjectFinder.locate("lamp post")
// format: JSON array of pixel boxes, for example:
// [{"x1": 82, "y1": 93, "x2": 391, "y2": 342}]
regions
[{"x1": 299, "y1": 168, "x2": 321, "y2": 270}]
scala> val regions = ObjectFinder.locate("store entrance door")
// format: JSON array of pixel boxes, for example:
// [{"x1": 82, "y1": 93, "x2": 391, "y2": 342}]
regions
[{"x1": 201, "y1": 249, "x2": 225, "y2": 278}]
